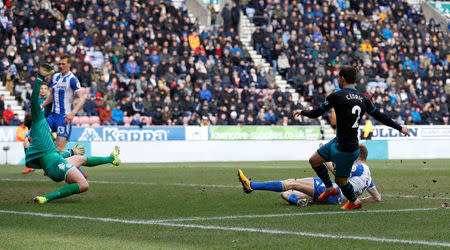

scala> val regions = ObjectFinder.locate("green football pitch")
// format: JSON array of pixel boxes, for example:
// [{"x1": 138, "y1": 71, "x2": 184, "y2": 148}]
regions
[{"x1": 0, "y1": 160, "x2": 449, "y2": 249}]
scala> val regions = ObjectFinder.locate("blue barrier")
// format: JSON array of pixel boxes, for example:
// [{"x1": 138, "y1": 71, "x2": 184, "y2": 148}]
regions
[
  {"x1": 70, "y1": 126, "x2": 186, "y2": 141},
  {"x1": 361, "y1": 140, "x2": 388, "y2": 160}
]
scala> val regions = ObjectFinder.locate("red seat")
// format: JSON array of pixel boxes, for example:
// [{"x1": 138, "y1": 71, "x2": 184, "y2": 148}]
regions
[
  {"x1": 183, "y1": 116, "x2": 189, "y2": 125},
  {"x1": 123, "y1": 116, "x2": 132, "y2": 126},
  {"x1": 89, "y1": 116, "x2": 100, "y2": 125},
  {"x1": 72, "y1": 116, "x2": 80, "y2": 126},
  {"x1": 79, "y1": 116, "x2": 90, "y2": 126},
  {"x1": 141, "y1": 116, "x2": 152, "y2": 125}
]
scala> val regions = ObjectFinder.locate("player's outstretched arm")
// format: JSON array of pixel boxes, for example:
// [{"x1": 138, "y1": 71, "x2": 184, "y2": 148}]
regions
[
  {"x1": 369, "y1": 109, "x2": 409, "y2": 136},
  {"x1": 293, "y1": 108, "x2": 327, "y2": 119},
  {"x1": 360, "y1": 187, "x2": 382, "y2": 203}
]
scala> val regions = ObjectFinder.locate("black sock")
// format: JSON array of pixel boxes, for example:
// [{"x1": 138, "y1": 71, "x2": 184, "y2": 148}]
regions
[
  {"x1": 313, "y1": 163, "x2": 332, "y2": 188},
  {"x1": 341, "y1": 182, "x2": 357, "y2": 203}
]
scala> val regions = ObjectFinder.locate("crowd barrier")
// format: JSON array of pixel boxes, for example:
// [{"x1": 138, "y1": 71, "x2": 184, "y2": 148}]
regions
[
  {"x1": 3, "y1": 125, "x2": 450, "y2": 142},
  {"x1": 1, "y1": 125, "x2": 450, "y2": 164},
  {"x1": 2, "y1": 139, "x2": 450, "y2": 165}
]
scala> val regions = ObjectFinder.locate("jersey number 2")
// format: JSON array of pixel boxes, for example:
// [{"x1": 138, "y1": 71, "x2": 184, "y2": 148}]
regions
[{"x1": 352, "y1": 105, "x2": 361, "y2": 128}]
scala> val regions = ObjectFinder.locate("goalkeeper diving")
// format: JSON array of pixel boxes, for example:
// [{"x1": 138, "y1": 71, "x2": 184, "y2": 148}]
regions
[{"x1": 26, "y1": 64, "x2": 121, "y2": 204}]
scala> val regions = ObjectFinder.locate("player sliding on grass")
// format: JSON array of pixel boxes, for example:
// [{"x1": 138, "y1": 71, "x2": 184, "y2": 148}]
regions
[
  {"x1": 293, "y1": 65, "x2": 408, "y2": 209},
  {"x1": 238, "y1": 144, "x2": 381, "y2": 206},
  {"x1": 26, "y1": 64, "x2": 121, "y2": 204}
]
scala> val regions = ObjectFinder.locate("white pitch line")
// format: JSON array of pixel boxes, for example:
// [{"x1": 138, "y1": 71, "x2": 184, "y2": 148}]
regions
[
  {"x1": 0, "y1": 209, "x2": 448, "y2": 247},
  {"x1": 1, "y1": 178, "x2": 449, "y2": 200},
  {"x1": 150, "y1": 207, "x2": 448, "y2": 223},
  {"x1": 0, "y1": 178, "x2": 239, "y2": 189},
  {"x1": 155, "y1": 222, "x2": 450, "y2": 247}
]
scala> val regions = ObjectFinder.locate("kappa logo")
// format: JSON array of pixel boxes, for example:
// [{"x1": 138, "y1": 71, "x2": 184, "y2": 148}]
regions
[{"x1": 78, "y1": 128, "x2": 102, "y2": 141}]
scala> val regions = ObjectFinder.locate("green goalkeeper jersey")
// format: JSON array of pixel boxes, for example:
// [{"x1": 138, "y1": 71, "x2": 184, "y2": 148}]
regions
[{"x1": 25, "y1": 76, "x2": 59, "y2": 168}]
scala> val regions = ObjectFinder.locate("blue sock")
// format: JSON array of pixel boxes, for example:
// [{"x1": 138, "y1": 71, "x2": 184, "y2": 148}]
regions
[
  {"x1": 250, "y1": 181, "x2": 283, "y2": 192},
  {"x1": 288, "y1": 194, "x2": 300, "y2": 205}
]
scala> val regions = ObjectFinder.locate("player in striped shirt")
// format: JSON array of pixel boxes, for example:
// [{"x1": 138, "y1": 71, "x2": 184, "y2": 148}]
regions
[{"x1": 41, "y1": 54, "x2": 86, "y2": 152}]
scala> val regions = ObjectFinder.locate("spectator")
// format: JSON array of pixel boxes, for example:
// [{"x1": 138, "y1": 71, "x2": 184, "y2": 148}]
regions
[
  {"x1": 99, "y1": 104, "x2": 115, "y2": 125},
  {"x1": 231, "y1": 1, "x2": 240, "y2": 32},
  {"x1": 8, "y1": 113, "x2": 21, "y2": 126},
  {"x1": 361, "y1": 115, "x2": 373, "y2": 140},
  {"x1": 3, "y1": 105, "x2": 14, "y2": 124},
  {"x1": 0, "y1": 116, "x2": 6, "y2": 126},
  {"x1": 132, "y1": 95, "x2": 144, "y2": 115},
  {"x1": 199, "y1": 84, "x2": 212, "y2": 102},
  {"x1": 188, "y1": 31, "x2": 201, "y2": 55},
  {"x1": 130, "y1": 113, "x2": 142, "y2": 126},
  {"x1": 112, "y1": 104, "x2": 125, "y2": 126},
  {"x1": 188, "y1": 113, "x2": 200, "y2": 125},
  {"x1": 125, "y1": 56, "x2": 140, "y2": 78},
  {"x1": 83, "y1": 94, "x2": 97, "y2": 116},
  {"x1": 221, "y1": 3, "x2": 231, "y2": 32},
  {"x1": 0, "y1": 95, "x2": 5, "y2": 113},
  {"x1": 16, "y1": 120, "x2": 28, "y2": 141}
]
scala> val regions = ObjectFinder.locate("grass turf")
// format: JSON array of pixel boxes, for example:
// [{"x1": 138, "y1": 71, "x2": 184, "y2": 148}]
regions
[{"x1": 0, "y1": 160, "x2": 449, "y2": 249}]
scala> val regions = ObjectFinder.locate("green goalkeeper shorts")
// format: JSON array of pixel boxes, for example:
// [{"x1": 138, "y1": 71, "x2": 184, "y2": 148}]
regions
[
  {"x1": 25, "y1": 118, "x2": 59, "y2": 166},
  {"x1": 40, "y1": 153, "x2": 75, "y2": 182}
]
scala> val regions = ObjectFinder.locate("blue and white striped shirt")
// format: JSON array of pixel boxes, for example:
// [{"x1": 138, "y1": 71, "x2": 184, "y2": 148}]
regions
[{"x1": 51, "y1": 72, "x2": 82, "y2": 114}]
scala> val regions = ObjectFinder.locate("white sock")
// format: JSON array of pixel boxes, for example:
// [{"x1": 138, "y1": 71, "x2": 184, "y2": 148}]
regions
[{"x1": 351, "y1": 199, "x2": 360, "y2": 205}]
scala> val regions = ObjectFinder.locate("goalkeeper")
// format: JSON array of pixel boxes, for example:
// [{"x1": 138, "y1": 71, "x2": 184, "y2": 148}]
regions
[
  {"x1": 26, "y1": 64, "x2": 121, "y2": 204},
  {"x1": 22, "y1": 113, "x2": 88, "y2": 178}
]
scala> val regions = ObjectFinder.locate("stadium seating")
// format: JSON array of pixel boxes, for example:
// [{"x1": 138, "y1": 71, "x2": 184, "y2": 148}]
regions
[
  {"x1": 89, "y1": 116, "x2": 100, "y2": 126},
  {"x1": 123, "y1": 116, "x2": 132, "y2": 126},
  {"x1": 72, "y1": 116, "x2": 80, "y2": 126},
  {"x1": 1, "y1": 0, "x2": 447, "y2": 126},
  {"x1": 79, "y1": 116, "x2": 90, "y2": 126}
]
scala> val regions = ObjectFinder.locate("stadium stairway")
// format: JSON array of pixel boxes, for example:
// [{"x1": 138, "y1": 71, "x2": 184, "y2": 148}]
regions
[
  {"x1": 171, "y1": 0, "x2": 206, "y2": 30},
  {"x1": 320, "y1": 119, "x2": 335, "y2": 140},
  {"x1": 238, "y1": 12, "x2": 300, "y2": 103},
  {"x1": 0, "y1": 82, "x2": 26, "y2": 121},
  {"x1": 239, "y1": 13, "x2": 332, "y2": 134}
]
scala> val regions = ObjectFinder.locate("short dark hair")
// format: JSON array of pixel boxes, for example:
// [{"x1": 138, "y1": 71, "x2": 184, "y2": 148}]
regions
[
  {"x1": 339, "y1": 65, "x2": 357, "y2": 84},
  {"x1": 358, "y1": 144, "x2": 368, "y2": 162},
  {"x1": 24, "y1": 114, "x2": 32, "y2": 129},
  {"x1": 59, "y1": 54, "x2": 71, "y2": 63}
]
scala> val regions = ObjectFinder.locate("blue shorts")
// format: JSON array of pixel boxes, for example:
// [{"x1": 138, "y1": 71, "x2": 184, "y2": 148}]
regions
[
  {"x1": 46, "y1": 113, "x2": 72, "y2": 139},
  {"x1": 317, "y1": 138, "x2": 360, "y2": 177},
  {"x1": 313, "y1": 178, "x2": 343, "y2": 204}
]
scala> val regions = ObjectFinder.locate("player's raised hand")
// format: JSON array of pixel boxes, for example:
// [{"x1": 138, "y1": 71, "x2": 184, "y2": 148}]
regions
[
  {"x1": 293, "y1": 110, "x2": 303, "y2": 120},
  {"x1": 400, "y1": 126, "x2": 410, "y2": 136},
  {"x1": 64, "y1": 112, "x2": 75, "y2": 124},
  {"x1": 71, "y1": 142, "x2": 85, "y2": 156}
]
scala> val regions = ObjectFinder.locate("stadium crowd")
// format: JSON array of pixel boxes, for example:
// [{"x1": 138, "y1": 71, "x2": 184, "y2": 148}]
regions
[
  {"x1": 247, "y1": 0, "x2": 449, "y2": 125},
  {"x1": 0, "y1": 0, "x2": 448, "y2": 127}
]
